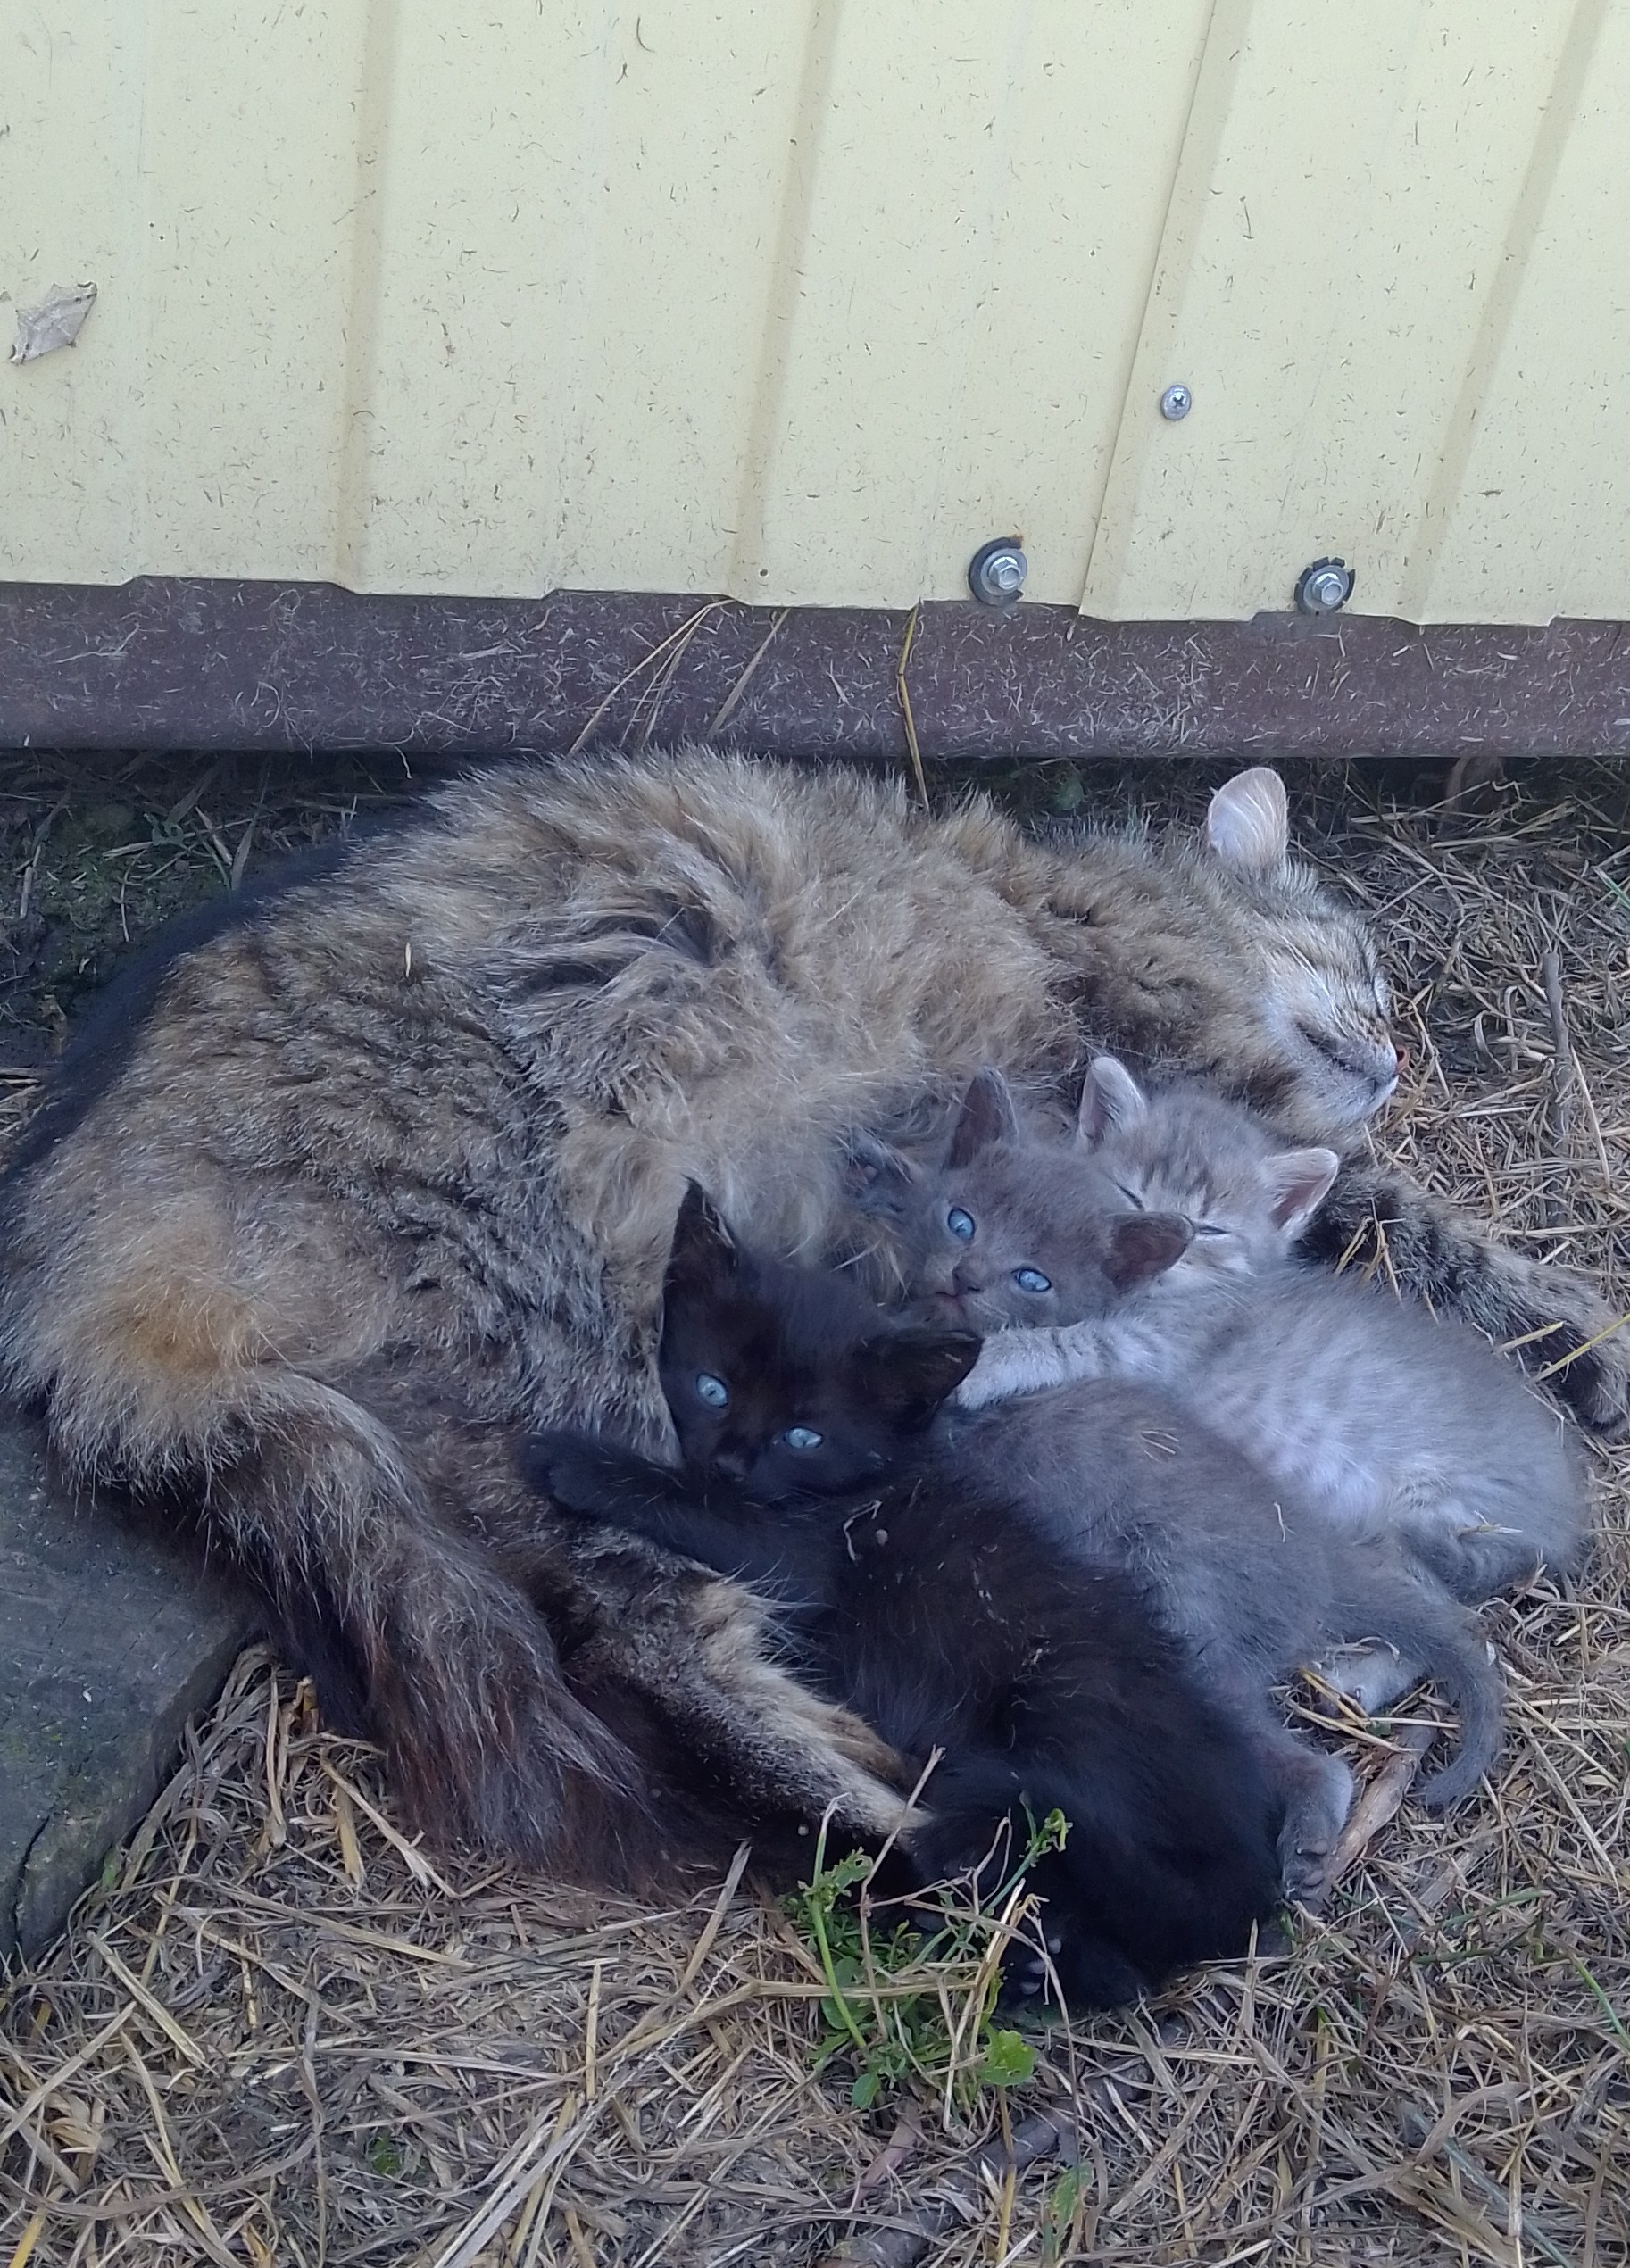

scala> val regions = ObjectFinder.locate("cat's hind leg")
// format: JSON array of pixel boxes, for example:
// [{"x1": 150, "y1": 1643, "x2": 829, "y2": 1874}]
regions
[{"x1": 1207, "y1": 1666, "x2": 1353, "y2": 1902}]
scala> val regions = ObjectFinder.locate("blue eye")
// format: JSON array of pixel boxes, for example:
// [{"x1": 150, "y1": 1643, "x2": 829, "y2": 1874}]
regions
[
  {"x1": 947, "y1": 1207, "x2": 976, "y2": 1242},
  {"x1": 782, "y1": 1425, "x2": 824, "y2": 1451},
  {"x1": 1013, "y1": 1267, "x2": 1052, "y2": 1294},
  {"x1": 694, "y1": 1373, "x2": 729, "y2": 1408}
]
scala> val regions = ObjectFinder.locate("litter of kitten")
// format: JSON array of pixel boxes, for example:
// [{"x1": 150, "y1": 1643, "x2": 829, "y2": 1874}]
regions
[{"x1": 1, "y1": 750, "x2": 1626, "y2": 2266}]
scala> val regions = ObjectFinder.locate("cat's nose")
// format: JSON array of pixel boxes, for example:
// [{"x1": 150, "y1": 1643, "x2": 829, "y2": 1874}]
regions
[
  {"x1": 952, "y1": 1264, "x2": 982, "y2": 1297},
  {"x1": 712, "y1": 1448, "x2": 749, "y2": 1481}
]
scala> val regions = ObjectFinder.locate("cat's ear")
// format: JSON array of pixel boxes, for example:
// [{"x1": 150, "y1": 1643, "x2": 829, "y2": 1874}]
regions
[
  {"x1": 843, "y1": 1130, "x2": 920, "y2": 1217},
  {"x1": 1104, "y1": 1211, "x2": 1192, "y2": 1291},
  {"x1": 666, "y1": 1181, "x2": 739, "y2": 1290},
  {"x1": 854, "y1": 1328, "x2": 983, "y2": 1428},
  {"x1": 1205, "y1": 768, "x2": 1288, "y2": 876},
  {"x1": 1260, "y1": 1148, "x2": 1341, "y2": 1235},
  {"x1": 947, "y1": 1068, "x2": 1020, "y2": 1167},
  {"x1": 1078, "y1": 1056, "x2": 1147, "y2": 1144}
]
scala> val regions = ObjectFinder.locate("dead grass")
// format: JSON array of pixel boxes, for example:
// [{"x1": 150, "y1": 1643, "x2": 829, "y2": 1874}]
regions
[{"x1": 3, "y1": 755, "x2": 1629, "y2": 2266}]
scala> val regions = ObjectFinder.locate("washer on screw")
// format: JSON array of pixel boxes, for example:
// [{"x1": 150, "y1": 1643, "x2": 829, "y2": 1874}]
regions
[
  {"x1": 968, "y1": 539, "x2": 1027, "y2": 608},
  {"x1": 1294, "y1": 558, "x2": 1355, "y2": 616}
]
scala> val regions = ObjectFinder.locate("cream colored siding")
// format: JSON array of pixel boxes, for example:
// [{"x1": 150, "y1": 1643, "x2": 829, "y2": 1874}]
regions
[{"x1": 3, "y1": 2, "x2": 1626, "y2": 620}]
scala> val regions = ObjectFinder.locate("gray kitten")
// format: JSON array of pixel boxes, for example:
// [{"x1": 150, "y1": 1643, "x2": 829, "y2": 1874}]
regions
[
  {"x1": 844, "y1": 1067, "x2": 1193, "y2": 1334},
  {"x1": 953, "y1": 1060, "x2": 1592, "y2": 1648}
]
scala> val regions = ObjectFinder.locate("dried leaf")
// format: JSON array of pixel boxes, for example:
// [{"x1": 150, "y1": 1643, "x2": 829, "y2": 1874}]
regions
[{"x1": 11, "y1": 282, "x2": 97, "y2": 364}]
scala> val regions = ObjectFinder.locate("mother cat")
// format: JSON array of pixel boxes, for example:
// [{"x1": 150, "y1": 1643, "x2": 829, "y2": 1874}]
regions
[{"x1": 0, "y1": 751, "x2": 1619, "y2": 1886}]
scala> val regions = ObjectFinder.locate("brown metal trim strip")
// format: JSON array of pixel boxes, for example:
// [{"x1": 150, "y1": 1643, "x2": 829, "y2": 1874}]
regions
[{"x1": 3, "y1": 581, "x2": 1627, "y2": 760}]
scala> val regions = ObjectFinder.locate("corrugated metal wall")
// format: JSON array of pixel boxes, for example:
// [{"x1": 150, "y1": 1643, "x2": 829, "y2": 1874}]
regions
[{"x1": 4, "y1": 2, "x2": 1626, "y2": 621}]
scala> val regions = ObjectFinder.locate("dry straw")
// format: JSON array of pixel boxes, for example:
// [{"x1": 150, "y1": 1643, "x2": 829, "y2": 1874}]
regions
[{"x1": 3, "y1": 756, "x2": 1628, "y2": 2265}]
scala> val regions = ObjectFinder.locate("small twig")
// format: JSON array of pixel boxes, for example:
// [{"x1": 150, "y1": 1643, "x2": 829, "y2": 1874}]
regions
[
  {"x1": 895, "y1": 606, "x2": 928, "y2": 810},
  {"x1": 706, "y1": 608, "x2": 788, "y2": 738},
  {"x1": 1540, "y1": 947, "x2": 1575, "y2": 1225},
  {"x1": 562, "y1": 603, "x2": 723, "y2": 760},
  {"x1": 674, "y1": 1840, "x2": 753, "y2": 1993},
  {"x1": 14, "y1": 793, "x2": 71, "y2": 924},
  {"x1": 631, "y1": 602, "x2": 728, "y2": 749}
]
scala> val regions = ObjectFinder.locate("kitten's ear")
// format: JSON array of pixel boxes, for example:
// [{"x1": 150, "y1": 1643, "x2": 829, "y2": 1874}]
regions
[
  {"x1": 843, "y1": 1130, "x2": 920, "y2": 1217},
  {"x1": 665, "y1": 1181, "x2": 739, "y2": 1290},
  {"x1": 947, "y1": 1068, "x2": 1020, "y2": 1167},
  {"x1": 855, "y1": 1328, "x2": 983, "y2": 1428},
  {"x1": 1078, "y1": 1056, "x2": 1148, "y2": 1144},
  {"x1": 1205, "y1": 768, "x2": 1289, "y2": 876},
  {"x1": 1104, "y1": 1212, "x2": 1193, "y2": 1291},
  {"x1": 1260, "y1": 1148, "x2": 1341, "y2": 1236}
]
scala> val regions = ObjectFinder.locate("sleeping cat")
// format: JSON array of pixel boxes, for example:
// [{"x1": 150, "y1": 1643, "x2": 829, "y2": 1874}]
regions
[
  {"x1": 852, "y1": 1068, "x2": 1509, "y2": 1848},
  {"x1": 946, "y1": 1060, "x2": 1591, "y2": 1644},
  {"x1": 525, "y1": 1184, "x2": 1285, "y2": 2007}
]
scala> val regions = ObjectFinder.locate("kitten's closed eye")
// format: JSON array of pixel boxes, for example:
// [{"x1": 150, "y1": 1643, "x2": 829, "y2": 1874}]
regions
[
  {"x1": 1192, "y1": 1225, "x2": 1228, "y2": 1239},
  {"x1": 694, "y1": 1372, "x2": 729, "y2": 1408}
]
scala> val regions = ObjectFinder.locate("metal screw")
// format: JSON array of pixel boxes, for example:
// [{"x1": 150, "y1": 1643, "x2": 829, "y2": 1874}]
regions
[
  {"x1": 1294, "y1": 557, "x2": 1355, "y2": 615},
  {"x1": 968, "y1": 538, "x2": 1027, "y2": 608},
  {"x1": 1160, "y1": 383, "x2": 1193, "y2": 421}
]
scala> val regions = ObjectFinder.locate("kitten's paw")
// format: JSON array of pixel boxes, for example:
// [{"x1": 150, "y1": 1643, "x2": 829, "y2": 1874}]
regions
[
  {"x1": 520, "y1": 1430, "x2": 625, "y2": 1517},
  {"x1": 1003, "y1": 1929, "x2": 1144, "y2": 2015},
  {"x1": 1278, "y1": 1755, "x2": 1355, "y2": 1907}
]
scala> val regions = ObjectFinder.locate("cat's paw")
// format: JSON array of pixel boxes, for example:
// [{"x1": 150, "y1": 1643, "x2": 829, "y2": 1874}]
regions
[
  {"x1": 520, "y1": 1430, "x2": 624, "y2": 1517},
  {"x1": 1277, "y1": 1754, "x2": 1355, "y2": 1907},
  {"x1": 1003, "y1": 1928, "x2": 1144, "y2": 2015}
]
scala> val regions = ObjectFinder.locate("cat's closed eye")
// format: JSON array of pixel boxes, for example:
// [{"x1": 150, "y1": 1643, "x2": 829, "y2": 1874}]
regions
[
  {"x1": 695, "y1": 1372, "x2": 729, "y2": 1408},
  {"x1": 947, "y1": 1207, "x2": 977, "y2": 1242},
  {"x1": 1192, "y1": 1224, "x2": 1228, "y2": 1239},
  {"x1": 1115, "y1": 1184, "x2": 1145, "y2": 1210},
  {"x1": 781, "y1": 1425, "x2": 824, "y2": 1451},
  {"x1": 1013, "y1": 1267, "x2": 1052, "y2": 1294}
]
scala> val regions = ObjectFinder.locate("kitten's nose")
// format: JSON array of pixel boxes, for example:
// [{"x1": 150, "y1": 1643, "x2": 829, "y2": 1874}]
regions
[
  {"x1": 712, "y1": 1448, "x2": 749, "y2": 1481},
  {"x1": 952, "y1": 1263, "x2": 982, "y2": 1297}
]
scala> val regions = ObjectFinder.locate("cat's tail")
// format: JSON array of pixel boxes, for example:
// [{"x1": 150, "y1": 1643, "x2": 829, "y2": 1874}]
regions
[
  {"x1": 1329, "y1": 1551, "x2": 1504, "y2": 1810},
  {"x1": 237, "y1": 1375, "x2": 916, "y2": 1883}
]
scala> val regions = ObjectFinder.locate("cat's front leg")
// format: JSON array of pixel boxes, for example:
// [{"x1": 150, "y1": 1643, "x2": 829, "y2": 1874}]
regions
[
  {"x1": 955, "y1": 1320, "x2": 1114, "y2": 1410},
  {"x1": 1304, "y1": 1162, "x2": 1630, "y2": 1437},
  {"x1": 522, "y1": 1428, "x2": 692, "y2": 1524},
  {"x1": 523, "y1": 1429, "x2": 809, "y2": 1590}
]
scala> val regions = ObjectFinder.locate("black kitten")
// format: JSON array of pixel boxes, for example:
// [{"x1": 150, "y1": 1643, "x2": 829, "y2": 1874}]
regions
[{"x1": 525, "y1": 1184, "x2": 1284, "y2": 2011}]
